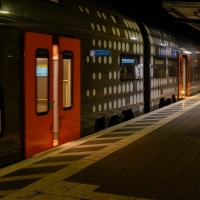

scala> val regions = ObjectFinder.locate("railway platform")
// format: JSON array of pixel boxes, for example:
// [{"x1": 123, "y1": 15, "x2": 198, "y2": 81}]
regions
[{"x1": 1, "y1": 94, "x2": 200, "y2": 200}]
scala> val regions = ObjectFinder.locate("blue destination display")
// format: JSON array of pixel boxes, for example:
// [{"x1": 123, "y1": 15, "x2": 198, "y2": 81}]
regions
[
  {"x1": 159, "y1": 47, "x2": 178, "y2": 56},
  {"x1": 90, "y1": 50, "x2": 110, "y2": 56},
  {"x1": 122, "y1": 58, "x2": 135, "y2": 64}
]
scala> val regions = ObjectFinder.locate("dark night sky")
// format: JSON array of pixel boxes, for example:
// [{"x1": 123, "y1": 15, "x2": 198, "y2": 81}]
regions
[{"x1": 96, "y1": 0, "x2": 200, "y2": 43}]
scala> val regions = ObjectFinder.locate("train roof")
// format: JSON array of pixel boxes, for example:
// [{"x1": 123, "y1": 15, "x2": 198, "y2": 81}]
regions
[
  {"x1": 144, "y1": 23, "x2": 200, "y2": 54},
  {"x1": 0, "y1": 0, "x2": 200, "y2": 54},
  {"x1": 0, "y1": 0, "x2": 142, "y2": 41}
]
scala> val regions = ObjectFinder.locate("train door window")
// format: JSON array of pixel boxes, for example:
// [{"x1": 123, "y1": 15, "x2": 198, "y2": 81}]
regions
[
  {"x1": 36, "y1": 49, "x2": 49, "y2": 115},
  {"x1": 153, "y1": 57, "x2": 166, "y2": 77},
  {"x1": 62, "y1": 51, "x2": 72, "y2": 109},
  {"x1": 168, "y1": 58, "x2": 178, "y2": 76},
  {"x1": 120, "y1": 53, "x2": 141, "y2": 81}
]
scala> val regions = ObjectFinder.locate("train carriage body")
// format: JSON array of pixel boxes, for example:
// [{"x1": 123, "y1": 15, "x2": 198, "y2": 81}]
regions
[
  {"x1": 144, "y1": 25, "x2": 200, "y2": 109},
  {"x1": 0, "y1": 0, "x2": 145, "y2": 168},
  {"x1": 0, "y1": 0, "x2": 200, "y2": 168}
]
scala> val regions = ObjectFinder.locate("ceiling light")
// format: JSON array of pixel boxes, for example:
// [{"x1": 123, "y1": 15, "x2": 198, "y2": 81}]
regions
[{"x1": 183, "y1": 50, "x2": 192, "y2": 54}]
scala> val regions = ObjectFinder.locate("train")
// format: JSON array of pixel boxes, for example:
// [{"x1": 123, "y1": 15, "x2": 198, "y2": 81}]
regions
[{"x1": 1, "y1": 0, "x2": 200, "y2": 168}]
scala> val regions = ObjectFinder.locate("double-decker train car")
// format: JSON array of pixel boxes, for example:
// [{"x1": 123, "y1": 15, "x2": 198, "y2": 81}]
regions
[
  {"x1": 0, "y1": 0, "x2": 200, "y2": 168},
  {"x1": 143, "y1": 25, "x2": 200, "y2": 111}
]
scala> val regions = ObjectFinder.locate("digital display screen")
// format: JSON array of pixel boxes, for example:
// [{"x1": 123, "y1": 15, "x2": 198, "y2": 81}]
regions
[
  {"x1": 158, "y1": 47, "x2": 178, "y2": 56},
  {"x1": 36, "y1": 49, "x2": 49, "y2": 77},
  {"x1": 90, "y1": 50, "x2": 110, "y2": 56},
  {"x1": 121, "y1": 58, "x2": 135, "y2": 64},
  {"x1": 36, "y1": 64, "x2": 48, "y2": 76}
]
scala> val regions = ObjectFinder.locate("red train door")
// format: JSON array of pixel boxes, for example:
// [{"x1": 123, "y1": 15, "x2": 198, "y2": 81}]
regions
[
  {"x1": 178, "y1": 54, "x2": 183, "y2": 100},
  {"x1": 24, "y1": 32, "x2": 81, "y2": 158},
  {"x1": 52, "y1": 37, "x2": 81, "y2": 145},
  {"x1": 178, "y1": 54, "x2": 191, "y2": 100},
  {"x1": 24, "y1": 32, "x2": 53, "y2": 158},
  {"x1": 186, "y1": 55, "x2": 191, "y2": 96},
  {"x1": 58, "y1": 37, "x2": 81, "y2": 145}
]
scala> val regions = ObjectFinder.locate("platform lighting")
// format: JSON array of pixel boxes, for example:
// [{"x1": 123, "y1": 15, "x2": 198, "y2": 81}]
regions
[
  {"x1": 183, "y1": 50, "x2": 192, "y2": 54},
  {"x1": 0, "y1": 10, "x2": 9, "y2": 14},
  {"x1": 182, "y1": 90, "x2": 185, "y2": 98}
]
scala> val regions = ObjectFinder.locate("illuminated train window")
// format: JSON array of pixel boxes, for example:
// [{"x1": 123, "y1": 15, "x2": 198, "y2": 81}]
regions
[
  {"x1": 36, "y1": 49, "x2": 49, "y2": 115},
  {"x1": 153, "y1": 57, "x2": 166, "y2": 77},
  {"x1": 120, "y1": 53, "x2": 140, "y2": 82},
  {"x1": 168, "y1": 58, "x2": 178, "y2": 76},
  {"x1": 62, "y1": 51, "x2": 73, "y2": 109}
]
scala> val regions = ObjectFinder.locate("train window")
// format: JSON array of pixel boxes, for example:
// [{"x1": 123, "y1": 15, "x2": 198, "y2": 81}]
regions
[
  {"x1": 120, "y1": 53, "x2": 141, "y2": 81},
  {"x1": 153, "y1": 57, "x2": 166, "y2": 77},
  {"x1": 168, "y1": 58, "x2": 178, "y2": 76},
  {"x1": 62, "y1": 51, "x2": 73, "y2": 109},
  {"x1": 36, "y1": 49, "x2": 49, "y2": 115},
  {"x1": 194, "y1": 67, "x2": 200, "y2": 81}
]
